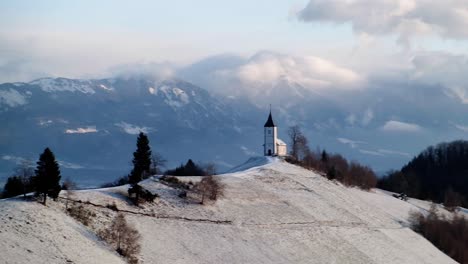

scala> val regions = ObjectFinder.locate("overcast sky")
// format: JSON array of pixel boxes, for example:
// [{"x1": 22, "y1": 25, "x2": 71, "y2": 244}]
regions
[{"x1": 1, "y1": 0, "x2": 468, "y2": 90}]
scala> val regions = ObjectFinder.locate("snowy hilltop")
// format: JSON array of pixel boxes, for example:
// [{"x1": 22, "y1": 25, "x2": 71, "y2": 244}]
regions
[{"x1": 0, "y1": 158, "x2": 458, "y2": 263}]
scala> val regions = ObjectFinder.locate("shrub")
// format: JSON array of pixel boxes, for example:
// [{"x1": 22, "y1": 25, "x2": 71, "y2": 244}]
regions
[
  {"x1": 67, "y1": 204, "x2": 96, "y2": 226},
  {"x1": 193, "y1": 176, "x2": 225, "y2": 204},
  {"x1": 409, "y1": 206, "x2": 468, "y2": 264},
  {"x1": 128, "y1": 184, "x2": 158, "y2": 205},
  {"x1": 106, "y1": 202, "x2": 119, "y2": 211},
  {"x1": 98, "y1": 214, "x2": 141, "y2": 264},
  {"x1": 160, "y1": 176, "x2": 189, "y2": 189}
]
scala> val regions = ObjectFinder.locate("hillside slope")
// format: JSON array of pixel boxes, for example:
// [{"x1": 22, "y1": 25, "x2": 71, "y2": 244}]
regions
[{"x1": 0, "y1": 158, "x2": 458, "y2": 263}]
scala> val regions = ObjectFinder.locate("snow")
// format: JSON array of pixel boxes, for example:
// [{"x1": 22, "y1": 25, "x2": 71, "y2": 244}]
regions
[
  {"x1": 276, "y1": 138, "x2": 287, "y2": 145},
  {"x1": 0, "y1": 88, "x2": 27, "y2": 107},
  {"x1": 0, "y1": 158, "x2": 459, "y2": 263},
  {"x1": 158, "y1": 84, "x2": 190, "y2": 109},
  {"x1": 0, "y1": 199, "x2": 125, "y2": 264},
  {"x1": 99, "y1": 84, "x2": 113, "y2": 91},
  {"x1": 30, "y1": 78, "x2": 96, "y2": 94}
]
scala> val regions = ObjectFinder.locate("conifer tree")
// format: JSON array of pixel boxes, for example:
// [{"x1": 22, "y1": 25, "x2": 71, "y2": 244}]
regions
[
  {"x1": 129, "y1": 132, "x2": 152, "y2": 185},
  {"x1": 35, "y1": 147, "x2": 61, "y2": 205}
]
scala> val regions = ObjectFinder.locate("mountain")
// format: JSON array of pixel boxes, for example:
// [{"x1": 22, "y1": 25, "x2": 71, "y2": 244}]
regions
[
  {"x1": 3, "y1": 73, "x2": 468, "y2": 188},
  {"x1": 0, "y1": 158, "x2": 458, "y2": 263},
  {"x1": 0, "y1": 77, "x2": 263, "y2": 187}
]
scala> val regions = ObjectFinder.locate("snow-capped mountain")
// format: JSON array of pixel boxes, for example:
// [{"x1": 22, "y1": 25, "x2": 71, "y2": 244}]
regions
[
  {"x1": 0, "y1": 77, "x2": 263, "y2": 186},
  {"x1": 3, "y1": 74, "x2": 468, "y2": 187}
]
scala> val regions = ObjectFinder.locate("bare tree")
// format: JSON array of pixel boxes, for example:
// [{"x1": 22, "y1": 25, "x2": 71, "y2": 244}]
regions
[
  {"x1": 149, "y1": 153, "x2": 167, "y2": 175},
  {"x1": 288, "y1": 125, "x2": 310, "y2": 162},
  {"x1": 202, "y1": 162, "x2": 217, "y2": 176},
  {"x1": 99, "y1": 214, "x2": 141, "y2": 264},
  {"x1": 194, "y1": 176, "x2": 225, "y2": 204},
  {"x1": 62, "y1": 178, "x2": 77, "y2": 210},
  {"x1": 15, "y1": 160, "x2": 35, "y2": 197}
]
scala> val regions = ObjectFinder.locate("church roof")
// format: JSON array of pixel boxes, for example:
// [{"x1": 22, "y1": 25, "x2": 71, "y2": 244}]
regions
[
  {"x1": 264, "y1": 111, "x2": 276, "y2": 127},
  {"x1": 276, "y1": 138, "x2": 287, "y2": 145}
]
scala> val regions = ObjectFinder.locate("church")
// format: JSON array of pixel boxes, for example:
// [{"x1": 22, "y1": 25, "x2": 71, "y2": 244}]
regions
[{"x1": 263, "y1": 110, "x2": 287, "y2": 156}]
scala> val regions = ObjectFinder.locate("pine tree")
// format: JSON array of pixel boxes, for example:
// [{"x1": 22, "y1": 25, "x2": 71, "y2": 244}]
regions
[
  {"x1": 129, "y1": 132, "x2": 152, "y2": 185},
  {"x1": 35, "y1": 147, "x2": 62, "y2": 205}
]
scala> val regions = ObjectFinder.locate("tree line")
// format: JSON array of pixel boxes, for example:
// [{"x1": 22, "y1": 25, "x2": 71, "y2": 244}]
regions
[
  {"x1": 2, "y1": 148, "x2": 62, "y2": 205},
  {"x1": 287, "y1": 125, "x2": 378, "y2": 190},
  {"x1": 378, "y1": 140, "x2": 468, "y2": 208}
]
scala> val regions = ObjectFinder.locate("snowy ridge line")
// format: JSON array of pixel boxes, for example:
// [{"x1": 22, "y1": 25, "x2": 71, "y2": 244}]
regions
[{"x1": 58, "y1": 197, "x2": 233, "y2": 225}]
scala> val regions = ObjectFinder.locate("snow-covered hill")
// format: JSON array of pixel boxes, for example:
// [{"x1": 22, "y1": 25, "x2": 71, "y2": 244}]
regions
[{"x1": 0, "y1": 158, "x2": 458, "y2": 263}]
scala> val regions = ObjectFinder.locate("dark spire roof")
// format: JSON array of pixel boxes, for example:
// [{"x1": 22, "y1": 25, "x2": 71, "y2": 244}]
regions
[{"x1": 264, "y1": 111, "x2": 276, "y2": 127}]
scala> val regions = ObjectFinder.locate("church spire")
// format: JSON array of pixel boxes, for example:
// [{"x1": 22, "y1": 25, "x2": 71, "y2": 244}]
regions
[{"x1": 264, "y1": 108, "x2": 276, "y2": 127}]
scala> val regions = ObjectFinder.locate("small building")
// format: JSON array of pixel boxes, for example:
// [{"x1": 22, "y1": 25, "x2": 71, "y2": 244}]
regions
[{"x1": 263, "y1": 111, "x2": 287, "y2": 156}]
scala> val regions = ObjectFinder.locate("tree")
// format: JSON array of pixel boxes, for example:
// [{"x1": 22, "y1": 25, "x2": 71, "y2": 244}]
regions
[
  {"x1": 444, "y1": 187, "x2": 463, "y2": 211},
  {"x1": 149, "y1": 153, "x2": 166, "y2": 175},
  {"x1": 165, "y1": 159, "x2": 206, "y2": 176},
  {"x1": 62, "y1": 178, "x2": 77, "y2": 210},
  {"x1": 2, "y1": 160, "x2": 35, "y2": 198},
  {"x1": 288, "y1": 125, "x2": 310, "y2": 162},
  {"x1": 99, "y1": 214, "x2": 141, "y2": 264},
  {"x1": 194, "y1": 176, "x2": 224, "y2": 204},
  {"x1": 3, "y1": 176, "x2": 23, "y2": 198},
  {"x1": 34, "y1": 148, "x2": 62, "y2": 205},
  {"x1": 129, "y1": 132, "x2": 152, "y2": 185}
]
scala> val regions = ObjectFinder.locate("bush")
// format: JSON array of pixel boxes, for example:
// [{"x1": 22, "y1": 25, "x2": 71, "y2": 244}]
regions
[
  {"x1": 160, "y1": 176, "x2": 190, "y2": 189},
  {"x1": 67, "y1": 204, "x2": 96, "y2": 226},
  {"x1": 106, "y1": 202, "x2": 119, "y2": 211},
  {"x1": 128, "y1": 184, "x2": 158, "y2": 205},
  {"x1": 409, "y1": 207, "x2": 468, "y2": 263},
  {"x1": 99, "y1": 214, "x2": 141, "y2": 264},
  {"x1": 287, "y1": 147, "x2": 378, "y2": 190},
  {"x1": 193, "y1": 176, "x2": 225, "y2": 204}
]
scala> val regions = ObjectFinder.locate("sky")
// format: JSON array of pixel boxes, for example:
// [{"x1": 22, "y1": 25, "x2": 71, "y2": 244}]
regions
[
  {"x1": 1, "y1": 0, "x2": 466, "y2": 84},
  {"x1": 2, "y1": 0, "x2": 468, "y2": 171}
]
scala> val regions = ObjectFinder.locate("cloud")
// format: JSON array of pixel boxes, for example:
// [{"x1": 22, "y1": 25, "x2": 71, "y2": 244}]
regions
[
  {"x1": 359, "y1": 148, "x2": 411, "y2": 157},
  {"x1": 337, "y1": 138, "x2": 365, "y2": 149},
  {"x1": 240, "y1": 146, "x2": 257, "y2": 156},
  {"x1": 454, "y1": 124, "x2": 468, "y2": 132},
  {"x1": 234, "y1": 52, "x2": 364, "y2": 90},
  {"x1": 57, "y1": 160, "x2": 84, "y2": 169},
  {"x1": 109, "y1": 62, "x2": 175, "y2": 81},
  {"x1": 115, "y1": 122, "x2": 154, "y2": 135},
  {"x1": 377, "y1": 149, "x2": 411, "y2": 157},
  {"x1": 65, "y1": 126, "x2": 98, "y2": 134},
  {"x1": 297, "y1": 0, "x2": 468, "y2": 44},
  {"x1": 381, "y1": 120, "x2": 422, "y2": 132},
  {"x1": 2, "y1": 155, "x2": 26, "y2": 164}
]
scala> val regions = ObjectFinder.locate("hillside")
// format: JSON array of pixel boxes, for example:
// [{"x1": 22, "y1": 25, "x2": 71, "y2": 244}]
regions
[{"x1": 0, "y1": 158, "x2": 458, "y2": 263}]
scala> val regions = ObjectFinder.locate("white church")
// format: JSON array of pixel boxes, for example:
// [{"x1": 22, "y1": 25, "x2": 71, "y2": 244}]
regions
[{"x1": 263, "y1": 111, "x2": 287, "y2": 156}]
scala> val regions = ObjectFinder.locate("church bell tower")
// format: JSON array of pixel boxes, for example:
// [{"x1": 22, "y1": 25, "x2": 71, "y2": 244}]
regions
[{"x1": 264, "y1": 110, "x2": 277, "y2": 156}]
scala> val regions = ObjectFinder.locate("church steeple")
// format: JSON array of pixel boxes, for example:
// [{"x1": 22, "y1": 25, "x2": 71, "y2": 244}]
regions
[
  {"x1": 263, "y1": 107, "x2": 287, "y2": 157},
  {"x1": 264, "y1": 111, "x2": 276, "y2": 127}
]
